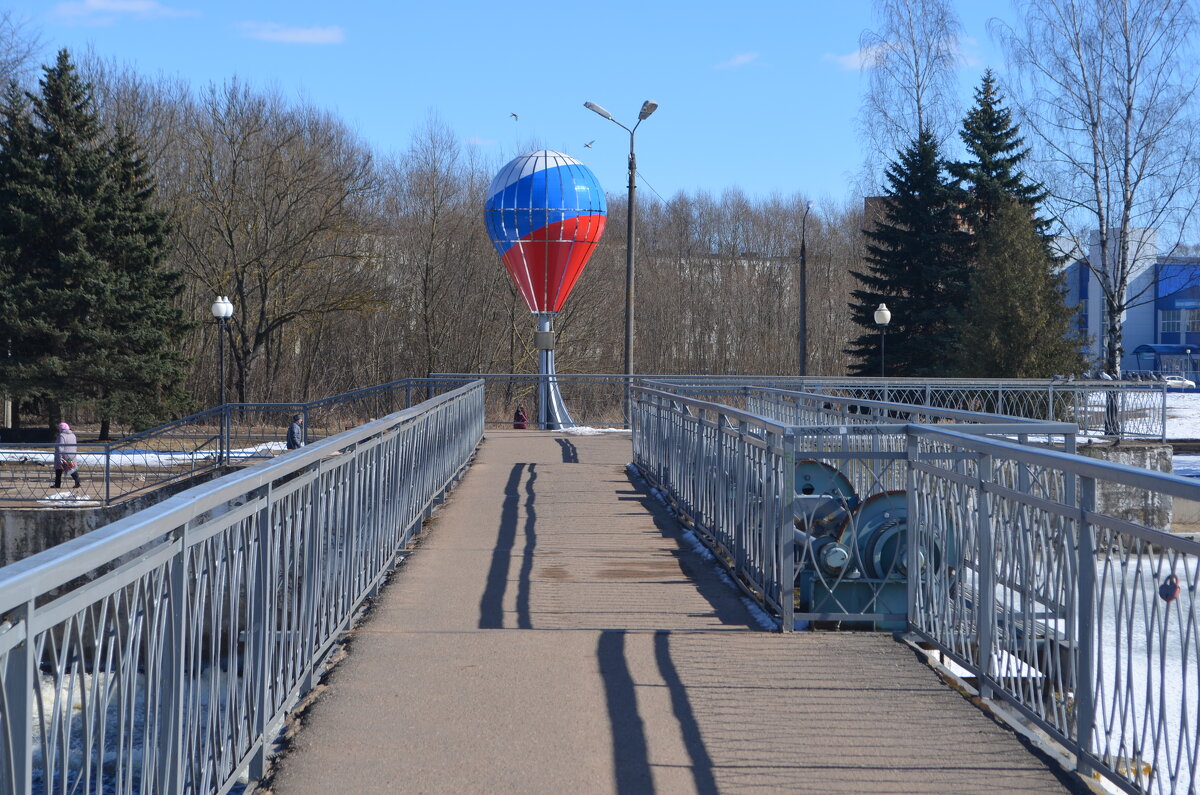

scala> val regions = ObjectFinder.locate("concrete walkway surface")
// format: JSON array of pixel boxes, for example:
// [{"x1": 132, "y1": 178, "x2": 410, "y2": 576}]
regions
[{"x1": 263, "y1": 431, "x2": 1084, "y2": 794}]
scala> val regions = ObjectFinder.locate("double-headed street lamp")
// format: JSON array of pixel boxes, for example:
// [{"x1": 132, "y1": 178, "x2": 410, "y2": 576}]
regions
[
  {"x1": 584, "y1": 99, "x2": 658, "y2": 422},
  {"x1": 799, "y1": 200, "x2": 813, "y2": 377},
  {"x1": 211, "y1": 295, "x2": 233, "y2": 464},
  {"x1": 874, "y1": 302, "x2": 891, "y2": 378}
]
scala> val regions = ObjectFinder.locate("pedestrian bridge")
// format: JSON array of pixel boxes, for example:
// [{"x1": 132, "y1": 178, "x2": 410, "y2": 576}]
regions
[
  {"x1": 265, "y1": 429, "x2": 1077, "y2": 794},
  {"x1": 0, "y1": 380, "x2": 1195, "y2": 794}
]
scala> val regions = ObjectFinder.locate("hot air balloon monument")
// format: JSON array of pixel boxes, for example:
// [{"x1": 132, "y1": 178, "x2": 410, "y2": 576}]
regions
[{"x1": 485, "y1": 150, "x2": 607, "y2": 429}]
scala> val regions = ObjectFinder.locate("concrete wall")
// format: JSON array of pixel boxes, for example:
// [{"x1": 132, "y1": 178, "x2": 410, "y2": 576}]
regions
[
  {"x1": 1077, "y1": 440, "x2": 1174, "y2": 532},
  {"x1": 0, "y1": 470, "x2": 228, "y2": 568}
]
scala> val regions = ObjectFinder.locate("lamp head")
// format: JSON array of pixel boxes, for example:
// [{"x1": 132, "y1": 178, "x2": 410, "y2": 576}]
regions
[
  {"x1": 211, "y1": 295, "x2": 233, "y2": 320},
  {"x1": 874, "y1": 303, "x2": 891, "y2": 327},
  {"x1": 638, "y1": 100, "x2": 659, "y2": 120},
  {"x1": 584, "y1": 101, "x2": 613, "y2": 120}
]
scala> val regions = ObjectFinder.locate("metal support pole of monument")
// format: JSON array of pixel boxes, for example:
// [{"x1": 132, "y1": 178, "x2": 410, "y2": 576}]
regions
[{"x1": 536, "y1": 313, "x2": 575, "y2": 430}]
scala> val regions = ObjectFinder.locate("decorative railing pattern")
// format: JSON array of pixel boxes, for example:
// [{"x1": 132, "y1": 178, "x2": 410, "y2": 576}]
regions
[
  {"x1": 0, "y1": 381, "x2": 483, "y2": 794},
  {"x1": 633, "y1": 383, "x2": 1198, "y2": 794},
  {"x1": 649, "y1": 378, "x2": 1168, "y2": 440}
]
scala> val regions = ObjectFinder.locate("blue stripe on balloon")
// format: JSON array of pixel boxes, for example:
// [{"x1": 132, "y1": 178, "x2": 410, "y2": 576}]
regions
[{"x1": 485, "y1": 163, "x2": 606, "y2": 249}]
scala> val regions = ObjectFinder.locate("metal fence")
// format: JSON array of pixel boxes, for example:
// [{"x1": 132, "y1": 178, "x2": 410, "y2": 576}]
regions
[
  {"x1": 633, "y1": 383, "x2": 1198, "y2": 795},
  {"x1": 0, "y1": 380, "x2": 484, "y2": 794},
  {"x1": 0, "y1": 380, "x2": 450, "y2": 506},
  {"x1": 428, "y1": 374, "x2": 1169, "y2": 439},
  {"x1": 648, "y1": 377, "x2": 1169, "y2": 440}
]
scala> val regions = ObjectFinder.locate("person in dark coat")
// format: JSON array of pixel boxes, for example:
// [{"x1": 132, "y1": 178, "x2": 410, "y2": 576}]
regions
[
  {"x1": 287, "y1": 414, "x2": 305, "y2": 449},
  {"x1": 513, "y1": 405, "x2": 528, "y2": 429},
  {"x1": 54, "y1": 422, "x2": 81, "y2": 489}
]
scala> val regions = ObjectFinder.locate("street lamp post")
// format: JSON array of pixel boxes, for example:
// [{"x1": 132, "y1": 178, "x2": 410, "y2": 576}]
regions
[
  {"x1": 211, "y1": 296, "x2": 233, "y2": 465},
  {"x1": 584, "y1": 99, "x2": 658, "y2": 425},
  {"x1": 874, "y1": 303, "x2": 891, "y2": 378},
  {"x1": 799, "y1": 200, "x2": 813, "y2": 377}
]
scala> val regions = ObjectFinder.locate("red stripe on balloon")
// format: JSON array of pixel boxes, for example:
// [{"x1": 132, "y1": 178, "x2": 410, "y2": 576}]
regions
[{"x1": 501, "y1": 214, "x2": 607, "y2": 312}]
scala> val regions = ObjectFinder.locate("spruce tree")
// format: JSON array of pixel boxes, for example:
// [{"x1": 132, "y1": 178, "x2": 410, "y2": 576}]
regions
[
  {"x1": 849, "y1": 130, "x2": 971, "y2": 376},
  {"x1": 948, "y1": 70, "x2": 1047, "y2": 237},
  {"x1": 955, "y1": 197, "x2": 1085, "y2": 377},
  {"x1": 0, "y1": 50, "x2": 188, "y2": 435},
  {"x1": 948, "y1": 71, "x2": 1083, "y2": 378},
  {"x1": 88, "y1": 127, "x2": 190, "y2": 434},
  {"x1": 0, "y1": 51, "x2": 107, "y2": 428}
]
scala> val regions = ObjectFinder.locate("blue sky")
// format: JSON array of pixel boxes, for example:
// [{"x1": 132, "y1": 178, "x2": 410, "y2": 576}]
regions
[{"x1": 6, "y1": 0, "x2": 1016, "y2": 204}]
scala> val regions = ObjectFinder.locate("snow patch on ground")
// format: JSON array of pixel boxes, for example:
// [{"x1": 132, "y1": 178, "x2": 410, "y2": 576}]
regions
[
  {"x1": 36, "y1": 491, "x2": 101, "y2": 507},
  {"x1": 1167, "y1": 392, "x2": 1200, "y2": 439},
  {"x1": 0, "y1": 442, "x2": 284, "y2": 469},
  {"x1": 561, "y1": 426, "x2": 630, "y2": 436}
]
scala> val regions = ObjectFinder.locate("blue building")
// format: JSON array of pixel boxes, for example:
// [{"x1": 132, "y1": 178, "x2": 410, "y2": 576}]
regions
[{"x1": 1060, "y1": 228, "x2": 1200, "y2": 377}]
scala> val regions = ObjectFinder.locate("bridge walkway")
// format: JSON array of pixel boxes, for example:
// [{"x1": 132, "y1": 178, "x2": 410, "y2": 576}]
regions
[{"x1": 264, "y1": 431, "x2": 1082, "y2": 794}]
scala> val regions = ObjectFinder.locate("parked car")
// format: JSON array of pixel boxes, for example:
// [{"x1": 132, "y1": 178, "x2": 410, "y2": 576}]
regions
[{"x1": 1164, "y1": 374, "x2": 1195, "y2": 389}]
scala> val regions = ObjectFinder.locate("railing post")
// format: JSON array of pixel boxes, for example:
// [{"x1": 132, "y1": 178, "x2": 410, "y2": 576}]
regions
[
  {"x1": 905, "y1": 432, "x2": 919, "y2": 627},
  {"x1": 976, "y1": 451, "x2": 995, "y2": 701},
  {"x1": 780, "y1": 431, "x2": 796, "y2": 632},
  {"x1": 301, "y1": 466, "x2": 323, "y2": 699},
  {"x1": 3, "y1": 601, "x2": 34, "y2": 794},
  {"x1": 1161, "y1": 384, "x2": 1167, "y2": 442},
  {"x1": 1074, "y1": 476, "x2": 1097, "y2": 777},
  {"x1": 104, "y1": 442, "x2": 112, "y2": 505},
  {"x1": 733, "y1": 418, "x2": 747, "y2": 578},
  {"x1": 157, "y1": 527, "x2": 187, "y2": 792},
  {"x1": 250, "y1": 486, "x2": 273, "y2": 780}
]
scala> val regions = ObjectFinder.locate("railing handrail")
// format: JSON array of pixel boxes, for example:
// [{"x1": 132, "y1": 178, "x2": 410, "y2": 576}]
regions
[
  {"x1": 0, "y1": 380, "x2": 483, "y2": 610},
  {"x1": 658, "y1": 382, "x2": 1080, "y2": 427}
]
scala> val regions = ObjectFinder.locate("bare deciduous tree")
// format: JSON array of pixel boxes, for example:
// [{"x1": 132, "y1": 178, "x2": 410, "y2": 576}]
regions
[
  {"x1": 0, "y1": 11, "x2": 40, "y2": 87},
  {"x1": 859, "y1": 0, "x2": 963, "y2": 171},
  {"x1": 173, "y1": 80, "x2": 378, "y2": 402},
  {"x1": 997, "y1": 0, "x2": 1200, "y2": 376}
]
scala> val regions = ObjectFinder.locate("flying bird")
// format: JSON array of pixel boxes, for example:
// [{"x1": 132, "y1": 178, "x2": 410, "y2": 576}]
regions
[
  {"x1": 510, "y1": 112, "x2": 519, "y2": 121},
  {"x1": 584, "y1": 140, "x2": 594, "y2": 148}
]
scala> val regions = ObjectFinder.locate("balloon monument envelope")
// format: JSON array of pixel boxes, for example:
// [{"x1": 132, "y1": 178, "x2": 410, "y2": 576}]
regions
[
  {"x1": 485, "y1": 150, "x2": 607, "y2": 313},
  {"x1": 485, "y1": 150, "x2": 607, "y2": 429}
]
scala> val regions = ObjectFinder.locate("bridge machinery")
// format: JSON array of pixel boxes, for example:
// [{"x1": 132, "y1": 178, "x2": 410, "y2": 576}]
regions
[{"x1": 792, "y1": 459, "x2": 942, "y2": 631}]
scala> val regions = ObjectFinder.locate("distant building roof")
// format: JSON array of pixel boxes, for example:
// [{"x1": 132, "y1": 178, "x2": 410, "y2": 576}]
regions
[{"x1": 1133, "y1": 344, "x2": 1197, "y2": 355}]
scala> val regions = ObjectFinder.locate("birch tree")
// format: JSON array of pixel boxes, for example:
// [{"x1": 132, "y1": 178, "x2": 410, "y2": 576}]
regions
[
  {"x1": 859, "y1": 0, "x2": 963, "y2": 169},
  {"x1": 997, "y1": 0, "x2": 1200, "y2": 376}
]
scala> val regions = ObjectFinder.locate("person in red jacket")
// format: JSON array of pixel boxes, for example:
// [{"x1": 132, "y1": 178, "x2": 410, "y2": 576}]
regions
[{"x1": 513, "y1": 405, "x2": 528, "y2": 429}]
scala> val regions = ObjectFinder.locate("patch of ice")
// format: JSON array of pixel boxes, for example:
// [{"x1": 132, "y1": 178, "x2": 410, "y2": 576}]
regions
[{"x1": 1174, "y1": 454, "x2": 1200, "y2": 478}]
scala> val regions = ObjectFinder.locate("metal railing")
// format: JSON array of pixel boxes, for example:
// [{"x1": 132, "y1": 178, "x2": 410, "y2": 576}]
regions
[
  {"x1": 0, "y1": 380, "x2": 484, "y2": 794},
  {"x1": 429, "y1": 373, "x2": 1168, "y2": 439},
  {"x1": 647, "y1": 377, "x2": 1168, "y2": 440},
  {"x1": 633, "y1": 383, "x2": 1198, "y2": 794},
  {"x1": 0, "y1": 379, "x2": 449, "y2": 506}
]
